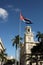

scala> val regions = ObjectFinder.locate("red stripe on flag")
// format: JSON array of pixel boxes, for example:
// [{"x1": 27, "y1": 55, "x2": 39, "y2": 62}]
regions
[
  {"x1": 20, "y1": 12, "x2": 32, "y2": 24},
  {"x1": 20, "y1": 12, "x2": 24, "y2": 20}
]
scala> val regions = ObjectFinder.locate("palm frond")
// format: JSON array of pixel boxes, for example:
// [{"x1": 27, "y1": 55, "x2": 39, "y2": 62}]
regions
[{"x1": 12, "y1": 35, "x2": 23, "y2": 49}]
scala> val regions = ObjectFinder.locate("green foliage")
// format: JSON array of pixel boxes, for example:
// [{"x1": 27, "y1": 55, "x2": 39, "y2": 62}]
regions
[
  {"x1": 31, "y1": 31, "x2": 43, "y2": 54},
  {"x1": 12, "y1": 35, "x2": 22, "y2": 49},
  {"x1": 36, "y1": 31, "x2": 43, "y2": 42},
  {"x1": 3, "y1": 59, "x2": 15, "y2": 65}
]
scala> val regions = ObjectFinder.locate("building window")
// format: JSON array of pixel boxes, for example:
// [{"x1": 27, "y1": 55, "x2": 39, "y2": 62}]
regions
[{"x1": 28, "y1": 29, "x2": 30, "y2": 32}]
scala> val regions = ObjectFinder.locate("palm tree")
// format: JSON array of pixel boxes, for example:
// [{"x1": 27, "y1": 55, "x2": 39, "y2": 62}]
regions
[
  {"x1": 36, "y1": 31, "x2": 43, "y2": 56},
  {"x1": 31, "y1": 31, "x2": 43, "y2": 65},
  {"x1": 12, "y1": 35, "x2": 22, "y2": 65},
  {"x1": 36, "y1": 31, "x2": 43, "y2": 42}
]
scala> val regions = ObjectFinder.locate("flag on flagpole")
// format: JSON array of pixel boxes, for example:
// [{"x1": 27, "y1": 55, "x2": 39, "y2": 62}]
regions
[{"x1": 20, "y1": 12, "x2": 32, "y2": 24}]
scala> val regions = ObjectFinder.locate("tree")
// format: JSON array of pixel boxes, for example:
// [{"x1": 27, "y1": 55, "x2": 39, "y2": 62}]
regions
[
  {"x1": 36, "y1": 31, "x2": 43, "y2": 42},
  {"x1": 3, "y1": 59, "x2": 15, "y2": 65},
  {"x1": 12, "y1": 35, "x2": 22, "y2": 65},
  {"x1": 31, "y1": 31, "x2": 43, "y2": 65}
]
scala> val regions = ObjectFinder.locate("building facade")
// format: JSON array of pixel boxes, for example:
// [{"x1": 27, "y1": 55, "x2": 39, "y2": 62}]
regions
[
  {"x1": 0, "y1": 38, "x2": 5, "y2": 65},
  {"x1": 0, "y1": 38, "x2": 5, "y2": 52},
  {"x1": 20, "y1": 26, "x2": 40, "y2": 65},
  {"x1": 24, "y1": 26, "x2": 36, "y2": 65}
]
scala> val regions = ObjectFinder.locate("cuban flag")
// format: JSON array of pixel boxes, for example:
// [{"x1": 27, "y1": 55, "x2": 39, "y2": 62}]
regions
[{"x1": 20, "y1": 12, "x2": 32, "y2": 24}]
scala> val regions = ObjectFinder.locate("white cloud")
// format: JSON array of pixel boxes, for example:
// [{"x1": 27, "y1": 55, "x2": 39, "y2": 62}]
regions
[
  {"x1": 7, "y1": 5, "x2": 21, "y2": 13},
  {"x1": 0, "y1": 8, "x2": 8, "y2": 21},
  {"x1": 14, "y1": 8, "x2": 21, "y2": 12},
  {"x1": 7, "y1": 5, "x2": 13, "y2": 8}
]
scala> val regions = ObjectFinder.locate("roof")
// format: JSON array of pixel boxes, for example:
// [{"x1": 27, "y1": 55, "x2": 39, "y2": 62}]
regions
[{"x1": 0, "y1": 38, "x2": 5, "y2": 50}]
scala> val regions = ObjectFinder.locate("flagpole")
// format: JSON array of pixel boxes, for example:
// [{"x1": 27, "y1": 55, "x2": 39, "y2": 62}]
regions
[
  {"x1": 19, "y1": 20, "x2": 21, "y2": 36},
  {"x1": 18, "y1": 19, "x2": 21, "y2": 65}
]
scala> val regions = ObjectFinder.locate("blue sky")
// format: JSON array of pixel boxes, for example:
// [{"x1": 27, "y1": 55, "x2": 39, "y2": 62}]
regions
[{"x1": 0, "y1": 0, "x2": 43, "y2": 59}]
